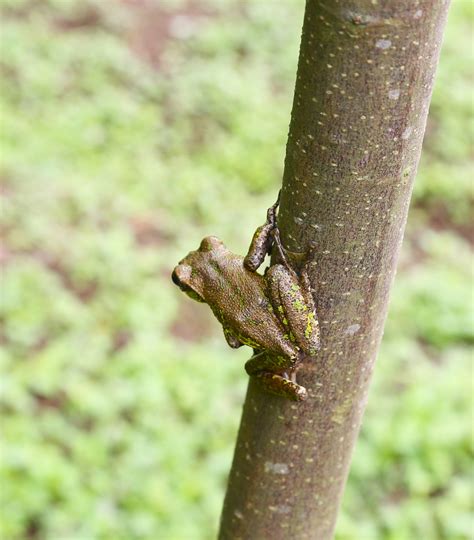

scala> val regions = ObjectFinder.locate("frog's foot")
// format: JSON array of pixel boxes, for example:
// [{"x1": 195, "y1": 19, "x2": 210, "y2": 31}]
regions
[
  {"x1": 270, "y1": 226, "x2": 292, "y2": 272},
  {"x1": 255, "y1": 372, "x2": 308, "y2": 401},
  {"x1": 245, "y1": 352, "x2": 307, "y2": 401}
]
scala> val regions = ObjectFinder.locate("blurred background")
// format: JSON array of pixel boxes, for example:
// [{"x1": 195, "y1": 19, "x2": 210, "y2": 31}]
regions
[{"x1": 0, "y1": 0, "x2": 472, "y2": 539}]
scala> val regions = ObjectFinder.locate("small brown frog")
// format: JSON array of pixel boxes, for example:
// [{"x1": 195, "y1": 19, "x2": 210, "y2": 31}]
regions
[{"x1": 172, "y1": 194, "x2": 320, "y2": 401}]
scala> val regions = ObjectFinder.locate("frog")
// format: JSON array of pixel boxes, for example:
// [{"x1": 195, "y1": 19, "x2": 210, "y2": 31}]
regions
[{"x1": 171, "y1": 193, "x2": 320, "y2": 401}]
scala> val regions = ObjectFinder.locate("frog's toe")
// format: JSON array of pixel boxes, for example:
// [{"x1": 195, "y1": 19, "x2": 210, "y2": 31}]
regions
[
  {"x1": 294, "y1": 384, "x2": 308, "y2": 401},
  {"x1": 255, "y1": 372, "x2": 308, "y2": 401}
]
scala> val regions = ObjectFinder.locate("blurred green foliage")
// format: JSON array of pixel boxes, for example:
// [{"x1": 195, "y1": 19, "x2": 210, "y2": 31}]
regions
[{"x1": 0, "y1": 0, "x2": 472, "y2": 539}]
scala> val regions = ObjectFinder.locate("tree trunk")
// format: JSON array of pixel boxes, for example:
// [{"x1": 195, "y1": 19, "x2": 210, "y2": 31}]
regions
[{"x1": 219, "y1": 1, "x2": 450, "y2": 539}]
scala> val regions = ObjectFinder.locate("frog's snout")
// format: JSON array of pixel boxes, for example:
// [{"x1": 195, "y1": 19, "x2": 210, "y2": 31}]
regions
[
  {"x1": 171, "y1": 264, "x2": 191, "y2": 289},
  {"x1": 172, "y1": 264, "x2": 205, "y2": 303},
  {"x1": 171, "y1": 267, "x2": 181, "y2": 287}
]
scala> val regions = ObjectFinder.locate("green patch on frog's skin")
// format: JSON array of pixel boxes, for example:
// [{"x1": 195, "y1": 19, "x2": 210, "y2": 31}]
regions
[
  {"x1": 184, "y1": 289, "x2": 205, "y2": 303},
  {"x1": 270, "y1": 356, "x2": 288, "y2": 368},
  {"x1": 263, "y1": 354, "x2": 291, "y2": 370},
  {"x1": 293, "y1": 299, "x2": 307, "y2": 312},
  {"x1": 231, "y1": 285, "x2": 247, "y2": 309},
  {"x1": 305, "y1": 312, "x2": 316, "y2": 339},
  {"x1": 239, "y1": 335, "x2": 262, "y2": 349}
]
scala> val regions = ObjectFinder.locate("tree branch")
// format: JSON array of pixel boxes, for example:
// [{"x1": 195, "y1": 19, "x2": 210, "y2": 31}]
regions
[{"x1": 219, "y1": 1, "x2": 450, "y2": 538}]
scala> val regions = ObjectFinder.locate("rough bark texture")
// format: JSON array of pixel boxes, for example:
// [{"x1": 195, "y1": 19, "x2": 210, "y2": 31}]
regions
[{"x1": 219, "y1": 1, "x2": 450, "y2": 539}]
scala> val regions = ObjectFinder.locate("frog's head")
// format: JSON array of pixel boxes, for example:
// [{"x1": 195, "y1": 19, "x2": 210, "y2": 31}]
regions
[{"x1": 172, "y1": 236, "x2": 226, "y2": 303}]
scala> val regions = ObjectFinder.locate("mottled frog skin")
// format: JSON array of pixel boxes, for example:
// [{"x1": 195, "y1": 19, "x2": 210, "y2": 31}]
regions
[{"x1": 172, "y1": 194, "x2": 320, "y2": 401}]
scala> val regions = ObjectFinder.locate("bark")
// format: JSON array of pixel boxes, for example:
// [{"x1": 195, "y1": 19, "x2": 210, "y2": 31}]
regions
[{"x1": 219, "y1": 1, "x2": 450, "y2": 539}]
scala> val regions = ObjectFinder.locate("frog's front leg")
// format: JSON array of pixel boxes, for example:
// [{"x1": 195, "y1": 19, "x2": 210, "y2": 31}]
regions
[
  {"x1": 245, "y1": 352, "x2": 307, "y2": 401},
  {"x1": 244, "y1": 191, "x2": 280, "y2": 272},
  {"x1": 223, "y1": 328, "x2": 243, "y2": 349}
]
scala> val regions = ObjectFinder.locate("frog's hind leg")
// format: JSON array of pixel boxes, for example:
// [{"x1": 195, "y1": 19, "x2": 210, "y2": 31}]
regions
[
  {"x1": 245, "y1": 350, "x2": 294, "y2": 375},
  {"x1": 245, "y1": 352, "x2": 307, "y2": 401},
  {"x1": 266, "y1": 264, "x2": 320, "y2": 358}
]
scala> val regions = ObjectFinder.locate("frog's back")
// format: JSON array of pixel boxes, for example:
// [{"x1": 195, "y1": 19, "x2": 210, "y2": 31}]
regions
[
  {"x1": 207, "y1": 255, "x2": 295, "y2": 358},
  {"x1": 205, "y1": 253, "x2": 268, "y2": 318}
]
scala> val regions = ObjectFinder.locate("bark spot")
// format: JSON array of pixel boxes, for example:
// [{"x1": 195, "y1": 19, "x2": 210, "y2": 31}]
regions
[
  {"x1": 264, "y1": 462, "x2": 289, "y2": 475},
  {"x1": 331, "y1": 396, "x2": 353, "y2": 425},
  {"x1": 401, "y1": 126, "x2": 413, "y2": 139},
  {"x1": 269, "y1": 505, "x2": 291, "y2": 514},
  {"x1": 388, "y1": 89, "x2": 401, "y2": 100},
  {"x1": 376, "y1": 39, "x2": 392, "y2": 49}
]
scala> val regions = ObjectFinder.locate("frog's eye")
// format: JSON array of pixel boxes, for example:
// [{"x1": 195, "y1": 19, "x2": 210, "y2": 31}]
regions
[{"x1": 199, "y1": 236, "x2": 224, "y2": 252}]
